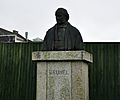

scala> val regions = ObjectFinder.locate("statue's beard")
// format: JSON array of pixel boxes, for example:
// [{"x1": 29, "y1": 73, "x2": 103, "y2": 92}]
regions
[{"x1": 56, "y1": 18, "x2": 67, "y2": 25}]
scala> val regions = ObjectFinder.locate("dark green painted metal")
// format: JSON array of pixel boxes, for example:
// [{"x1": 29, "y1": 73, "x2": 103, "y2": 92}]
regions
[
  {"x1": 85, "y1": 42, "x2": 120, "y2": 100},
  {"x1": 0, "y1": 42, "x2": 120, "y2": 100},
  {"x1": 0, "y1": 43, "x2": 41, "y2": 100}
]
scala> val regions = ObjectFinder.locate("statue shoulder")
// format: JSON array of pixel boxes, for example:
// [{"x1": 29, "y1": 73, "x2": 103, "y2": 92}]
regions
[
  {"x1": 47, "y1": 25, "x2": 56, "y2": 33},
  {"x1": 44, "y1": 25, "x2": 56, "y2": 40},
  {"x1": 68, "y1": 23, "x2": 81, "y2": 34}
]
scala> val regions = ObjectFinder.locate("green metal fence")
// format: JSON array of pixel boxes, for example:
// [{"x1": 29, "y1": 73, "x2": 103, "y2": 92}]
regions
[
  {"x1": 85, "y1": 42, "x2": 120, "y2": 100},
  {"x1": 0, "y1": 43, "x2": 41, "y2": 100},
  {"x1": 0, "y1": 42, "x2": 120, "y2": 100}
]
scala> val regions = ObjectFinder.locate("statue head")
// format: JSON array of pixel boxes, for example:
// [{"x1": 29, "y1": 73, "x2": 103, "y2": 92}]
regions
[{"x1": 55, "y1": 8, "x2": 69, "y2": 25}]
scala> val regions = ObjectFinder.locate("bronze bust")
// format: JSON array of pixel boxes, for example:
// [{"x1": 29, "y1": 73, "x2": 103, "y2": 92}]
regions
[{"x1": 42, "y1": 8, "x2": 83, "y2": 51}]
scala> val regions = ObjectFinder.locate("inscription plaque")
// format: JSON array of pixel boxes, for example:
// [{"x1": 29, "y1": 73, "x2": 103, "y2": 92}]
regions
[{"x1": 47, "y1": 62, "x2": 71, "y2": 100}]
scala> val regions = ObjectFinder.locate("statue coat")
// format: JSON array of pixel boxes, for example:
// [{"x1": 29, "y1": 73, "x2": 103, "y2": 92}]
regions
[{"x1": 42, "y1": 22, "x2": 83, "y2": 51}]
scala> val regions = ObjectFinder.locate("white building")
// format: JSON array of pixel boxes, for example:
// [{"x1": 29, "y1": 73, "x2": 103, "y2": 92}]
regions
[{"x1": 0, "y1": 28, "x2": 28, "y2": 43}]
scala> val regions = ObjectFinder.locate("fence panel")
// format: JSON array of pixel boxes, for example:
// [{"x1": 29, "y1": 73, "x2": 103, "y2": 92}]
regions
[
  {"x1": 0, "y1": 42, "x2": 120, "y2": 100},
  {"x1": 85, "y1": 42, "x2": 120, "y2": 100}
]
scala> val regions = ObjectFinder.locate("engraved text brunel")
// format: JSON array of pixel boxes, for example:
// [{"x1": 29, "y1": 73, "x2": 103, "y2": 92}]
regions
[{"x1": 49, "y1": 70, "x2": 68, "y2": 75}]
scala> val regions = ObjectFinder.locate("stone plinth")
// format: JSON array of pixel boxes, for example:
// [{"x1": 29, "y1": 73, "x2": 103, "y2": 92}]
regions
[{"x1": 32, "y1": 50, "x2": 93, "y2": 100}]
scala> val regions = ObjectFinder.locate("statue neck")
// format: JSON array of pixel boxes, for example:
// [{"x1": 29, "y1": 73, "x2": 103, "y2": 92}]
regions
[{"x1": 57, "y1": 22, "x2": 68, "y2": 26}]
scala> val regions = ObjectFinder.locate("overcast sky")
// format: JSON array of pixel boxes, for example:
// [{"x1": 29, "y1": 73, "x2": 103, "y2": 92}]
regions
[{"x1": 0, "y1": 0, "x2": 120, "y2": 42}]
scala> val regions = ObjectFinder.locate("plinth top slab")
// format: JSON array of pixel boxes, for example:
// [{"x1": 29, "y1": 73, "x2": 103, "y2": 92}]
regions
[{"x1": 32, "y1": 50, "x2": 93, "y2": 63}]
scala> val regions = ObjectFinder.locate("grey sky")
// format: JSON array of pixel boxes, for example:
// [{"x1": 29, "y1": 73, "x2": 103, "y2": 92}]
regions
[{"x1": 0, "y1": 0, "x2": 120, "y2": 42}]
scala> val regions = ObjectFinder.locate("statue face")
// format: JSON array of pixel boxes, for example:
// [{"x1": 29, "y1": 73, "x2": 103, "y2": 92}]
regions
[{"x1": 56, "y1": 13, "x2": 67, "y2": 25}]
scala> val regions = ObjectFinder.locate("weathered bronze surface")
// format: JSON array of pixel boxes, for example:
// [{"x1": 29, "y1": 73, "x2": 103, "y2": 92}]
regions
[{"x1": 42, "y1": 8, "x2": 83, "y2": 51}]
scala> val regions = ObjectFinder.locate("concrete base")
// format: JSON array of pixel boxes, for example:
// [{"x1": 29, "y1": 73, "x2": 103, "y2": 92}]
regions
[{"x1": 32, "y1": 51, "x2": 93, "y2": 100}]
